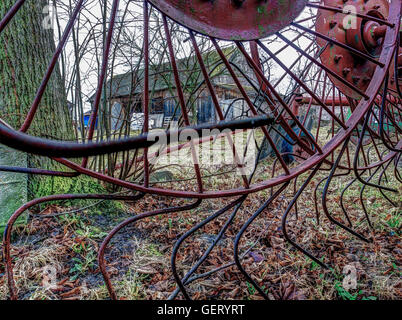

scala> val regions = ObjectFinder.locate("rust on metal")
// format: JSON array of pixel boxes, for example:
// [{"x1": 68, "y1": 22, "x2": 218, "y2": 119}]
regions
[
  {"x1": 316, "y1": 0, "x2": 391, "y2": 99},
  {"x1": 0, "y1": 0, "x2": 400, "y2": 301},
  {"x1": 148, "y1": 0, "x2": 307, "y2": 40}
]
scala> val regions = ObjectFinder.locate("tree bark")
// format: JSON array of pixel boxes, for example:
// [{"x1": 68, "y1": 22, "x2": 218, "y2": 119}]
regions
[
  {"x1": 0, "y1": 0, "x2": 73, "y2": 168},
  {"x1": 0, "y1": 1, "x2": 74, "y2": 203}
]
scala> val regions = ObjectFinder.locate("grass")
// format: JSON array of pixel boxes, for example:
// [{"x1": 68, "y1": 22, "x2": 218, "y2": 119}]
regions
[{"x1": 0, "y1": 127, "x2": 400, "y2": 300}]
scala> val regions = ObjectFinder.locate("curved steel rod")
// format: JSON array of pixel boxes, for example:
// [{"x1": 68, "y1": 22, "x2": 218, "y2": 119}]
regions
[
  {"x1": 353, "y1": 105, "x2": 399, "y2": 193},
  {"x1": 314, "y1": 171, "x2": 351, "y2": 226},
  {"x1": 378, "y1": 158, "x2": 398, "y2": 206},
  {"x1": 379, "y1": 73, "x2": 401, "y2": 152},
  {"x1": 282, "y1": 163, "x2": 330, "y2": 269},
  {"x1": 234, "y1": 182, "x2": 289, "y2": 300},
  {"x1": 169, "y1": 133, "x2": 269, "y2": 299},
  {"x1": 3, "y1": 192, "x2": 144, "y2": 300},
  {"x1": 322, "y1": 138, "x2": 372, "y2": 242},
  {"x1": 339, "y1": 177, "x2": 358, "y2": 228},
  {"x1": 168, "y1": 197, "x2": 246, "y2": 300},
  {"x1": 171, "y1": 196, "x2": 246, "y2": 300},
  {"x1": 98, "y1": 199, "x2": 202, "y2": 300}
]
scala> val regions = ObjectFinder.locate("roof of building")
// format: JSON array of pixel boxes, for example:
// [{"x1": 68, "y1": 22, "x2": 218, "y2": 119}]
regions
[{"x1": 88, "y1": 46, "x2": 246, "y2": 102}]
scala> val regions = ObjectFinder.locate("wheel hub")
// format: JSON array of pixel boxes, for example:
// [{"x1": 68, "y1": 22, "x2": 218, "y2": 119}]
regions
[
  {"x1": 148, "y1": 0, "x2": 307, "y2": 40},
  {"x1": 316, "y1": 0, "x2": 390, "y2": 99}
]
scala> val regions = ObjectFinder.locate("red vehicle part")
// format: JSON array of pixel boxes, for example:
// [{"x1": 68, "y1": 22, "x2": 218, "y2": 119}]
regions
[
  {"x1": 0, "y1": 0, "x2": 400, "y2": 301},
  {"x1": 315, "y1": 0, "x2": 395, "y2": 99},
  {"x1": 148, "y1": 0, "x2": 307, "y2": 40}
]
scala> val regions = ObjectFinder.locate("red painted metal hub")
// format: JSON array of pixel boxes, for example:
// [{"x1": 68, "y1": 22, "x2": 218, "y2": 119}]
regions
[
  {"x1": 148, "y1": 0, "x2": 307, "y2": 40},
  {"x1": 316, "y1": 0, "x2": 390, "y2": 99},
  {"x1": 0, "y1": 0, "x2": 401, "y2": 301}
]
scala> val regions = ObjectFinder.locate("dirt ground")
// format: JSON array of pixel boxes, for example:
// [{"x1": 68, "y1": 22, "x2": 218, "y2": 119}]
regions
[{"x1": 0, "y1": 129, "x2": 401, "y2": 300}]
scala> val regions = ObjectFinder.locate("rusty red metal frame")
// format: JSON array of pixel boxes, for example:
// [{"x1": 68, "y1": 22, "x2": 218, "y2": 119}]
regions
[{"x1": 0, "y1": 0, "x2": 400, "y2": 300}]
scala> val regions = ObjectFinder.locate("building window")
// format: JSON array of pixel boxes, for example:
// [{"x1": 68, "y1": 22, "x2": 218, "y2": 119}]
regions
[{"x1": 151, "y1": 97, "x2": 164, "y2": 114}]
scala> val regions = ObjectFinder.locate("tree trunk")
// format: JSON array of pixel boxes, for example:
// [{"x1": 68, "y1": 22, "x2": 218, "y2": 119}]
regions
[
  {"x1": 0, "y1": 1, "x2": 74, "y2": 197},
  {"x1": 0, "y1": 1, "x2": 73, "y2": 160}
]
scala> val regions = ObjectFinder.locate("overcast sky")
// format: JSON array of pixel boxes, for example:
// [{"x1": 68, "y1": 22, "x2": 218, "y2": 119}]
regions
[{"x1": 51, "y1": 0, "x2": 317, "y2": 111}]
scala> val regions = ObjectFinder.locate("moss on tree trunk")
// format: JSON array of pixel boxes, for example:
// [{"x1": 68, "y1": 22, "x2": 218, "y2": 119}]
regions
[{"x1": 0, "y1": 1, "x2": 74, "y2": 199}]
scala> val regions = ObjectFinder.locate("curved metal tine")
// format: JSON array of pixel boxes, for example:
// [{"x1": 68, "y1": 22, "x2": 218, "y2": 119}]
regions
[
  {"x1": 98, "y1": 199, "x2": 202, "y2": 300},
  {"x1": 376, "y1": 99, "x2": 402, "y2": 137},
  {"x1": 394, "y1": 153, "x2": 402, "y2": 183},
  {"x1": 293, "y1": 177, "x2": 299, "y2": 219},
  {"x1": 234, "y1": 182, "x2": 290, "y2": 300},
  {"x1": 339, "y1": 89, "x2": 352, "y2": 167},
  {"x1": 168, "y1": 197, "x2": 246, "y2": 300},
  {"x1": 314, "y1": 171, "x2": 351, "y2": 226},
  {"x1": 20, "y1": 0, "x2": 86, "y2": 133},
  {"x1": 179, "y1": 262, "x2": 237, "y2": 286},
  {"x1": 380, "y1": 74, "x2": 402, "y2": 152},
  {"x1": 330, "y1": 86, "x2": 336, "y2": 161},
  {"x1": 291, "y1": 22, "x2": 385, "y2": 67},
  {"x1": 0, "y1": 165, "x2": 77, "y2": 176},
  {"x1": 370, "y1": 104, "x2": 399, "y2": 143},
  {"x1": 354, "y1": 103, "x2": 398, "y2": 193},
  {"x1": 394, "y1": 34, "x2": 402, "y2": 98},
  {"x1": 386, "y1": 108, "x2": 402, "y2": 136},
  {"x1": 378, "y1": 148, "x2": 391, "y2": 183},
  {"x1": 366, "y1": 127, "x2": 389, "y2": 170},
  {"x1": 170, "y1": 136, "x2": 268, "y2": 300},
  {"x1": 384, "y1": 95, "x2": 402, "y2": 129},
  {"x1": 340, "y1": 177, "x2": 358, "y2": 228},
  {"x1": 3, "y1": 192, "x2": 144, "y2": 300},
  {"x1": 162, "y1": 15, "x2": 204, "y2": 193},
  {"x1": 323, "y1": 138, "x2": 371, "y2": 242},
  {"x1": 235, "y1": 41, "x2": 323, "y2": 155},
  {"x1": 365, "y1": 130, "x2": 399, "y2": 207},
  {"x1": 378, "y1": 156, "x2": 399, "y2": 206},
  {"x1": 171, "y1": 196, "x2": 246, "y2": 300},
  {"x1": 359, "y1": 164, "x2": 388, "y2": 229},
  {"x1": 281, "y1": 162, "x2": 331, "y2": 269}
]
